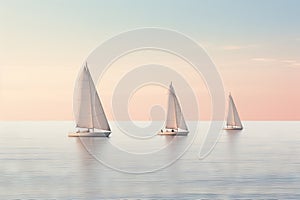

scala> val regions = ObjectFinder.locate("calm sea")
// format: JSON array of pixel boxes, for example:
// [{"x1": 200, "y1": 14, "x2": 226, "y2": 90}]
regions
[{"x1": 0, "y1": 121, "x2": 300, "y2": 199}]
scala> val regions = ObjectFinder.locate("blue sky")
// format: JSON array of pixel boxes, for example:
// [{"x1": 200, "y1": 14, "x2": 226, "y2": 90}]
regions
[
  {"x1": 1, "y1": 0, "x2": 300, "y2": 43},
  {"x1": 1, "y1": 0, "x2": 300, "y2": 66}
]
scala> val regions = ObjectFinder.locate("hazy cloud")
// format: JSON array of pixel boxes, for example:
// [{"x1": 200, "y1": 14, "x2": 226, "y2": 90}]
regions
[
  {"x1": 251, "y1": 58, "x2": 277, "y2": 62},
  {"x1": 252, "y1": 57, "x2": 300, "y2": 69},
  {"x1": 222, "y1": 44, "x2": 258, "y2": 50},
  {"x1": 280, "y1": 60, "x2": 297, "y2": 63},
  {"x1": 288, "y1": 63, "x2": 300, "y2": 69}
]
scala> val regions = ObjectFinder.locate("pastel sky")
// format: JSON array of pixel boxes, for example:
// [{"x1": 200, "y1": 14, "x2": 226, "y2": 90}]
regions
[{"x1": 0, "y1": 0, "x2": 300, "y2": 121}]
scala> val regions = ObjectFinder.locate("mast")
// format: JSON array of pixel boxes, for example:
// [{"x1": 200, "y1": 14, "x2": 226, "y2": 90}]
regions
[{"x1": 86, "y1": 64, "x2": 94, "y2": 131}]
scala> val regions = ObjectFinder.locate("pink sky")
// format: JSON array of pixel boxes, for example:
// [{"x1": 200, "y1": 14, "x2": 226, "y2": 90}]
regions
[{"x1": 1, "y1": 47, "x2": 299, "y2": 121}]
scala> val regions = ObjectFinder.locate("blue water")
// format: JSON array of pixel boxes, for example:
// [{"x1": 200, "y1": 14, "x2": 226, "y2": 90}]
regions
[{"x1": 1, "y1": 121, "x2": 300, "y2": 199}]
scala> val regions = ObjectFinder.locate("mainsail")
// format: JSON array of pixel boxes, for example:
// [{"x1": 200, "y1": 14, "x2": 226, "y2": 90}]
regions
[
  {"x1": 73, "y1": 63, "x2": 110, "y2": 131},
  {"x1": 165, "y1": 82, "x2": 188, "y2": 131},
  {"x1": 226, "y1": 94, "x2": 242, "y2": 128}
]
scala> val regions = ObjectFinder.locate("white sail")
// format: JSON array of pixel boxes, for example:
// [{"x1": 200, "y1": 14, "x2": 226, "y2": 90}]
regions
[
  {"x1": 174, "y1": 94, "x2": 188, "y2": 131},
  {"x1": 74, "y1": 63, "x2": 110, "y2": 131},
  {"x1": 166, "y1": 84, "x2": 177, "y2": 129},
  {"x1": 165, "y1": 83, "x2": 188, "y2": 131},
  {"x1": 226, "y1": 94, "x2": 242, "y2": 128},
  {"x1": 74, "y1": 65, "x2": 93, "y2": 129}
]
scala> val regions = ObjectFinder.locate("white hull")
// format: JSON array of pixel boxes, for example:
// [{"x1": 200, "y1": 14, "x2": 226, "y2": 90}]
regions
[
  {"x1": 158, "y1": 130, "x2": 189, "y2": 136},
  {"x1": 224, "y1": 126, "x2": 243, "y2": 130},
  {"x1": 68, "y1": 131, "x2": 111, "y2": 137}
]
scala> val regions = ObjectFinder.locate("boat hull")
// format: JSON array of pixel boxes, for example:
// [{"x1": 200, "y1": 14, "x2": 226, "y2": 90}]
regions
[
  {"x1": 68, "y1": 131, "x2": 111, "y2": 137},
  {"x1": 158, "y1": 131, "x2": 189, "y2": 136},
  {"x1": 224, "y1": 127, "x2": 243, "y2": 130}
]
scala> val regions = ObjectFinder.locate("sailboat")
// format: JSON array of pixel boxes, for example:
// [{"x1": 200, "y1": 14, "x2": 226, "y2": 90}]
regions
[
  {"x1": 158, "y1": 82, "x2": 189, "y2": 136},
  {"x1": 224, "y1": 93, "x2": 243, "y2": 130},
  {"x1": 68, "y1": 63, "x2": 111, "y2": 137}
]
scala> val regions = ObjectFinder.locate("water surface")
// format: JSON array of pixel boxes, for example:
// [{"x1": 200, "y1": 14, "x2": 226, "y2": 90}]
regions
[{"x1": 1, "y1": 121, "x2": 300, "y2": 199}]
